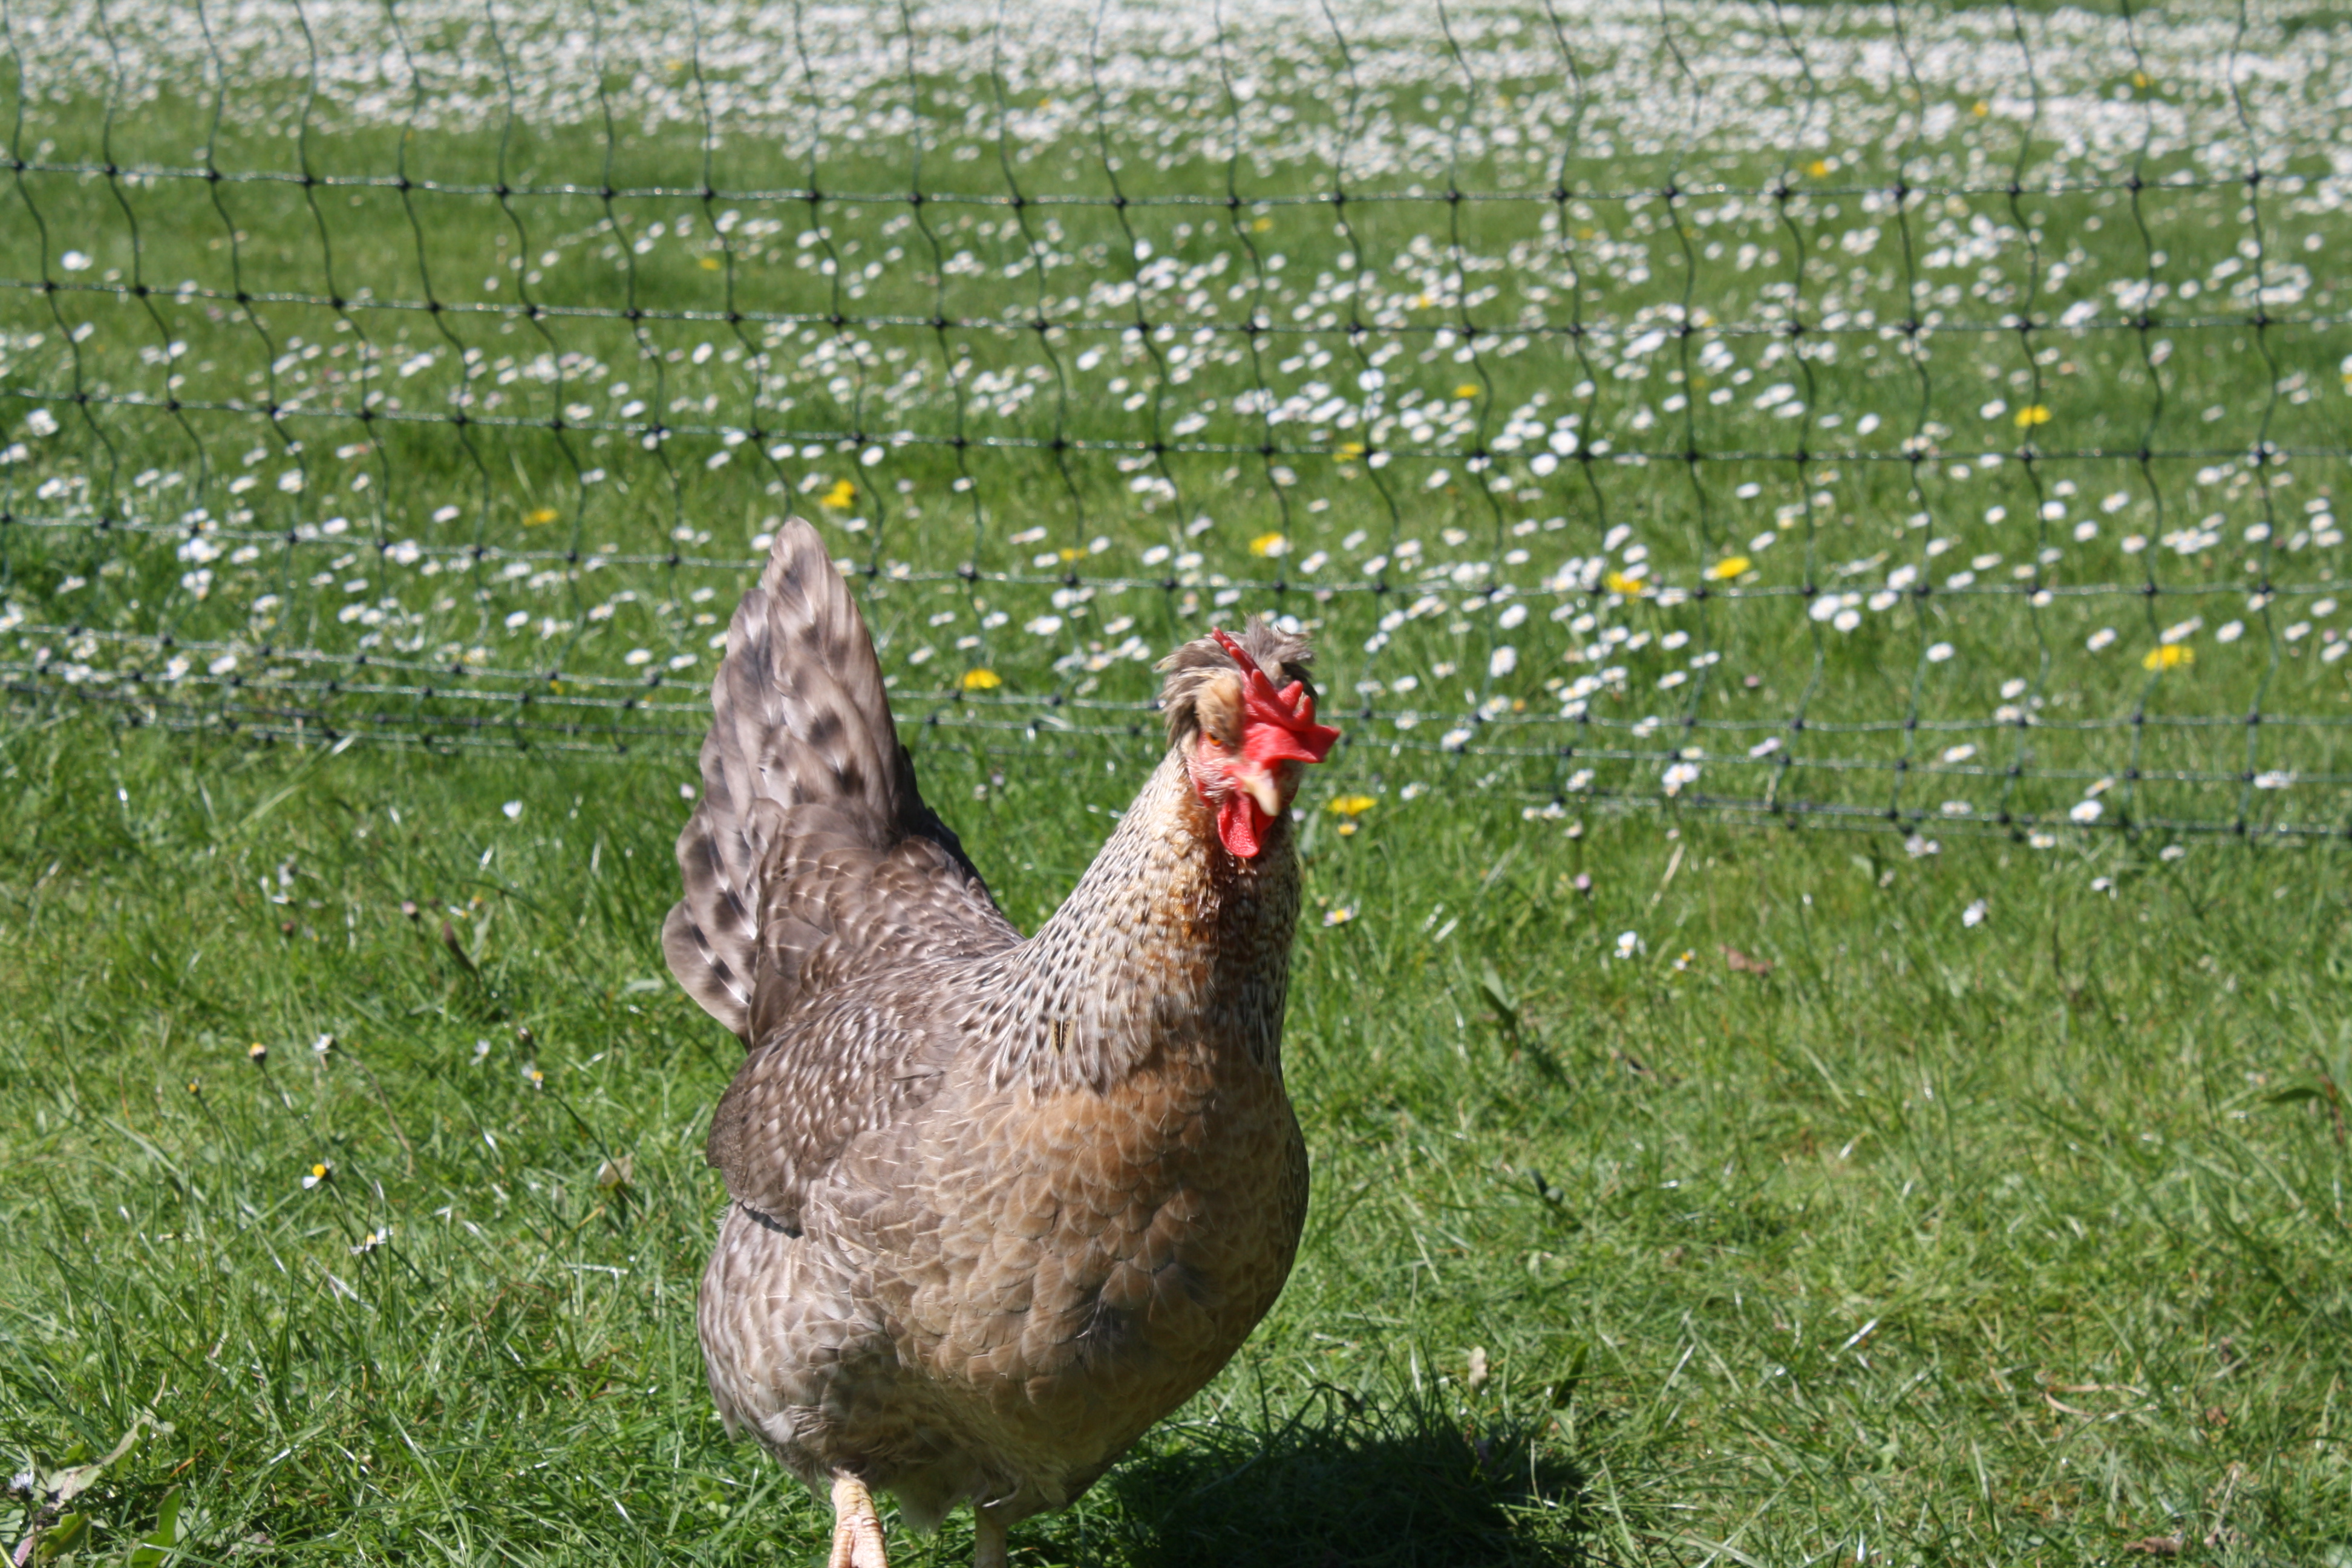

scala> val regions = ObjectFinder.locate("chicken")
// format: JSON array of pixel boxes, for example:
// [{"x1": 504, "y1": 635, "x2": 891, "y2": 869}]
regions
[{"x1": 663, "y1": 518, "x2": 1341, "y2": 1568}]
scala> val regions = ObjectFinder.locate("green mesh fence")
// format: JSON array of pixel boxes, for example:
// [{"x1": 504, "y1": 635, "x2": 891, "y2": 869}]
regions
[{"x1": 5, "y1": 0, "x2": 2352, "y2": 841}]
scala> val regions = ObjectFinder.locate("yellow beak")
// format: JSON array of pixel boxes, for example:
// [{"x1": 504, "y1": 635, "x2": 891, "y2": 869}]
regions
[{"x1": 1240, "y1": 766, "x2": 1282, "y2": 820}]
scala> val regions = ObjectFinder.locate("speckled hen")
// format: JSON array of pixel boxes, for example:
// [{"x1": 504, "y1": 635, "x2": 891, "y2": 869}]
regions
[{"x1": 663, "y1": 518, "x2": 1339, "y2": 1568}]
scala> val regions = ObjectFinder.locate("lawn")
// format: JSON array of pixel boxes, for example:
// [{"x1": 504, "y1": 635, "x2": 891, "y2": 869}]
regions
[
  {"x1": 2, "y1": 711, "x2": 2350, "y2": 1566},
  {"x1": 5, "y1": 0, "x2": 2352, "y2": 1562},
  {"x1": 6, "y1": 0, "x2": 2352, "y2": 829}
]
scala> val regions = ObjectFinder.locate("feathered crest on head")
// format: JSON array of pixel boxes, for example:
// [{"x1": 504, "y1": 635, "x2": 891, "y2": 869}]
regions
[{"x1": 1156, "y1": 615, "x2": 1319, "y2": 748}]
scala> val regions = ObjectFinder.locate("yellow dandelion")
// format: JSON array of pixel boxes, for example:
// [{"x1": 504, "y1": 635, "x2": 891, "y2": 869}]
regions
[
  {"x1": 1251, "y1": 216, "x2": 1273, "y2": 232},
  {"x1": 1338, "y1": 442, "x2": 1366, "y2": 459},
  {"x1": 2131, "y1": 70, "x2": 2150, "y2": 89},
  {"x1": 698, "y1": 255, "x2": 722, "y2": 271},
  {"x1": 1604, "y1": 569, "x2": 1649, "y2": 597},
  {"x1": 820, "y1": 479, "x2": 856, "y2": 509},
  {"x1": 524, "y1": 506, "x2": 560, "y2": 526},
  {"x1": 1327, "y1": 794, "x2": 1377, "y2": 817},
  {"x1": 1250, "y1": 531, "x2": 1288, "y2": 558},
  {"x1": 2013, "y1": 403, "x2": 2051, "y2": 428},
  {"x1": 2143, "y1": 644, "x2": 2194, "y2": 671},
  {"x1": 1058, "y1": 547, "x2": 1082, "y2": 563},
  {"x1": 1413, "y1": 293, "x2": 1432, "y2": 309},
  {"x1": 1708, "y1": 555, "x2": 1753, "y2": 581},
  {"x1": 961, "y1": 667, "x2": 1002, "y2": 691},
  {"x1": 1454, "y1": 384, "x2": 1480, "y2": 400},
  {"x1": 1806, "y1": 158, "x2": 1830, "y2": 179},
  {"x1": 1971, "y1": 99, "x2": 1990, "y2": 117}
]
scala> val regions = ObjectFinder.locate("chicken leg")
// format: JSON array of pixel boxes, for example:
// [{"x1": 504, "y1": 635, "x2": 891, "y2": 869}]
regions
[
  {"x1": 826, "y1": 1474, "x2": 888, "y2": 1568},
  {"x1": 973, "y1": 1504, "x2": 1009, "y2": 1568}
]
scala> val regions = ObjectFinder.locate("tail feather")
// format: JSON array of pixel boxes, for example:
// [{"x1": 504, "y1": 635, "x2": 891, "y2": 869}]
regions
[{"x1": 664, "y1": 519, "x2": 1014, "y2": 1042}]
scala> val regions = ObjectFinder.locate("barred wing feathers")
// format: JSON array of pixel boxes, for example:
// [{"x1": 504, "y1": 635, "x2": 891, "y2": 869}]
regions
[{"x1": 662, "y1": 518, "x2": 1018, "y2": 1044}]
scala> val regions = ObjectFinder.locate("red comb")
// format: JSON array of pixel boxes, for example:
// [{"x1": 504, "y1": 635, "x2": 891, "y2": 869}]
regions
[{"x1": 1212, "y1": 627, "x2": 1341, "y2": 765}]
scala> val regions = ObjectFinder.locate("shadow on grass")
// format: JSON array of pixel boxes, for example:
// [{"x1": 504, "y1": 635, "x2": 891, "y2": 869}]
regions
[{"x1": 1089, "y1": 1385, "x2": 1631, "y2": 1568}]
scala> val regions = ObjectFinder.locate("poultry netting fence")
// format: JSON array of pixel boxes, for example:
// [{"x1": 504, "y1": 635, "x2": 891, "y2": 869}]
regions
[{"x1": 2, "y1": 0, "x2": 2351, "y2": 842}]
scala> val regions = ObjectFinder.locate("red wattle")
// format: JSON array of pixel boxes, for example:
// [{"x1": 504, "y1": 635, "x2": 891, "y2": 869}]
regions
[{"x1": 1217, "y1": 791, "x2": 1268, "y2": 859}]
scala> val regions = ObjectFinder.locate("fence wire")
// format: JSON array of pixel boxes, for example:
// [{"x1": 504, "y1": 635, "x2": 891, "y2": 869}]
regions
[{"x1": 4, "y1": 0, "x2": 2352, "y2": 841}]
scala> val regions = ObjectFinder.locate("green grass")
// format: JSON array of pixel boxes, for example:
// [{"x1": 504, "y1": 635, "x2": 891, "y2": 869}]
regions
[
  {"x1": 9, "y1": 1, "x2": 2352, "y2": 834},
  {"x1": 4, "y1": 708, "x2": 2350, "y2": 1566},
  {"x1": 7, "y1": 6, "x2": 2352, "y2": 1563}
]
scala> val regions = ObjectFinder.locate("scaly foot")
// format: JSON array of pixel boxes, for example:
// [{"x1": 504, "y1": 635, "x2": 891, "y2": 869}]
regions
[{"x1": 826, "y1": 1474, "x2": 888, "y2": 1568}]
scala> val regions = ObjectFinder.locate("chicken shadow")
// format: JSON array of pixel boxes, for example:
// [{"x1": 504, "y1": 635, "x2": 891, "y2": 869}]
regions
[{"x1": 1089, "y1": 1383, "x2": 1624, "y2": 1568}]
